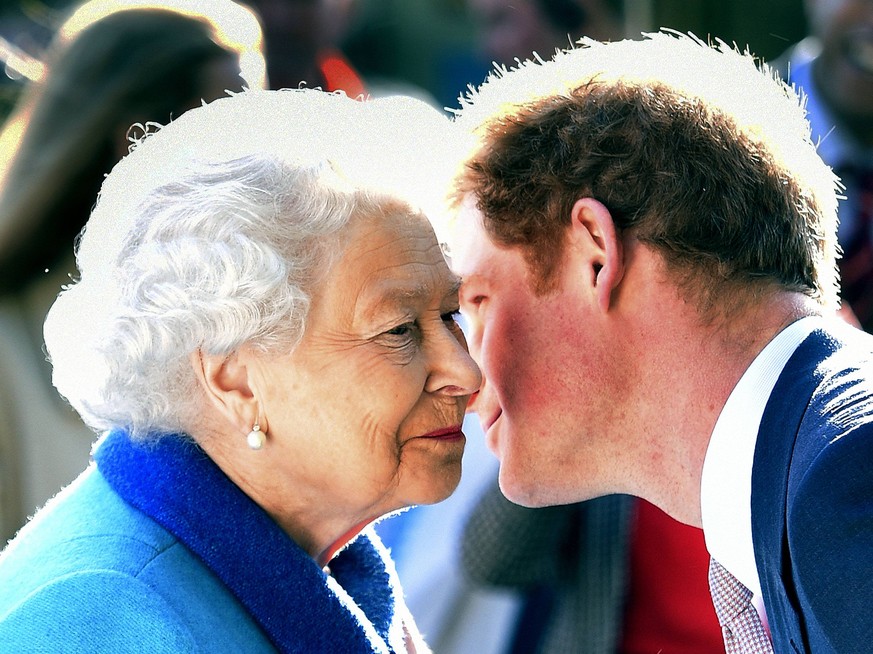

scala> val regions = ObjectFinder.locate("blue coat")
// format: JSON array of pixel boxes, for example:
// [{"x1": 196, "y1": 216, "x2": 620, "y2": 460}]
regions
[
  {"x1": 0, "y1": 431, "x2": 411, "y2": 653},
  {"x1": 753, "y1": 325, "x2": 873, "y2": 654}
]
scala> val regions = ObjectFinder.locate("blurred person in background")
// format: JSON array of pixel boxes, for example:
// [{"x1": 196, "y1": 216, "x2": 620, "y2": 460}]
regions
[
  {"x1": 457, "y1": 4, "x2": 725, "y2": 653},
  {"x1": 243, "y1": 0, "x2": 365, "y2": 96},
  {"x1": 468, "y1": 0, "x2": 621, "y2": 67},
  {"x1": 0, "y1": 87, "x2": 480, "y2": 651},
  {"x1": 772, "y1": 0, "x2": 873, "y2": 332},
  {"x1": 0, "y1": 0, "x2": 265, "y2": 545},
  {"x1": 0, "y1": 1, "x2": 75, "y2": 122},
  {"x1": 340, "y1": 0, "x2": 485, "y2": 109}
]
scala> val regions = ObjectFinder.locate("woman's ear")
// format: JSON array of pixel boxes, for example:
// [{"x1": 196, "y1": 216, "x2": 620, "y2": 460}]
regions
[
  {"x1": 569, "y1": 197, "x2": 624, "y2": 312},
  {"x1": 189, "y1": 349, "x2": 258, "y2": 434}
]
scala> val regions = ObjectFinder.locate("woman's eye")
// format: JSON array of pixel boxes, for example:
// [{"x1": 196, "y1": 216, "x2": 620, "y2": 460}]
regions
[
  {"x1": 385, "y1": 323, "x2": 415, "y2": 337},
  {"x1": 376, "y1": 321, "x2": 421, "y2": 361},
  {"x1": 381, "y1": 322, "x2": 423, "y2": 347}
]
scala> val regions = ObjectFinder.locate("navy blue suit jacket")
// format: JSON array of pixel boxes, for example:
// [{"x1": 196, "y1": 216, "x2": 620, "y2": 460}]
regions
[{"x1": 753, "y1": 324, "x2": 873, "y2": 653}]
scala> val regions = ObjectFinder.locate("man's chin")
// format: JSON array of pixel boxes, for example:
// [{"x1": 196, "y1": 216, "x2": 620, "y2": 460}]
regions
[
  {"x1": 496, "y1": 465, "x2": 554, "y2": 508},
  {"x1": 497, "y1": 461, "x2": 606, "y2": 508}
]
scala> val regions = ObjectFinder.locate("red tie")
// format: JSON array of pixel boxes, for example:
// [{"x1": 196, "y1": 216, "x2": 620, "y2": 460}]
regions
[
  {"x1": 708, "y1": 559, "x2": 773, "y2": 654},
  {"x1": 838, "y1": 166, "x2": 873, "y2": 331}
]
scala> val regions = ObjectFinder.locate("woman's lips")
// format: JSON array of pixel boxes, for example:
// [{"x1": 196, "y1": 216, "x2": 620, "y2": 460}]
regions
[{"x1": 418, "y1": 426, "x2": 465, "y2": 441}]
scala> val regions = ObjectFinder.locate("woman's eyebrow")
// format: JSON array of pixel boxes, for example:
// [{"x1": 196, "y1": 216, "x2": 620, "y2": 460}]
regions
[
  {"x1": 357, "y1": 282, "x2": 431, "y2": 322},
  {"x1": 359, "y1": 276, "x2": 462, "y2": 321}
]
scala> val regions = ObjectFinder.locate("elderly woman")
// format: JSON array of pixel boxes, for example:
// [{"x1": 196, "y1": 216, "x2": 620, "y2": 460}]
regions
[{"x1": 0, "y1": 89, "x2": 480, "y2": 653}]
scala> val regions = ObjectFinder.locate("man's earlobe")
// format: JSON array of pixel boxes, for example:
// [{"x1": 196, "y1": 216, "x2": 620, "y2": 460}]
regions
[{"x1": 570, "y1": 197, "x2": 624, "y2": 312}]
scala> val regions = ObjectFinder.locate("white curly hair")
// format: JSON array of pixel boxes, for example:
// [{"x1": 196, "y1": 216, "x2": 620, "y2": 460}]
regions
[{"x1": 44, "y1": 88, "x2": 459, "y2": 440}]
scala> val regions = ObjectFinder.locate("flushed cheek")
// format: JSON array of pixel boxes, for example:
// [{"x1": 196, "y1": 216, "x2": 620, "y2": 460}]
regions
[
  {"x1": 460, "y1": 313, "x2": 484, "y2": 359},
  {"x1": 483, "y1": 318, "x2": 542, "y2": 398}
]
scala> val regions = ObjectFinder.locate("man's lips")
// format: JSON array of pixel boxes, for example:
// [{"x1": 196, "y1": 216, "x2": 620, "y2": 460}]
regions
[
  {"x1": 481, "y1": 407, "x2": 502, "y2": 433},
  {"x1": 417, "y1": 425, "x2": 465, "y2": 441}
]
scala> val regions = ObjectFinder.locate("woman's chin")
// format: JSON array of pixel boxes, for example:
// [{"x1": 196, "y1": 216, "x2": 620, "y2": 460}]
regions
[{"x1": 407, "y1": 466, "x2": 463, "y2": 507}]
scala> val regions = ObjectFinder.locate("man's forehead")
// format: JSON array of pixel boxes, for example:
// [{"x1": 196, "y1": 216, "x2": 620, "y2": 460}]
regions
[{"x1": 449, "y1": 197, "x2": 490, "y2": 272}]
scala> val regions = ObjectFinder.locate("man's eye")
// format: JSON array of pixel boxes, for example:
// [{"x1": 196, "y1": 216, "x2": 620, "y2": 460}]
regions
[
  {"x1": 441, "y1": 309, "x2": 461, "y2": 324},
  {"x1": 460, "y1": 292, "x2": 485, "y2": 309}
]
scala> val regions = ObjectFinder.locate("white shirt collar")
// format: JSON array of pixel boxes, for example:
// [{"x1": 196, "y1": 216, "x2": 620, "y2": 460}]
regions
[{"x1": 700, "y1": 316, "x2": 820, "y2": 597}]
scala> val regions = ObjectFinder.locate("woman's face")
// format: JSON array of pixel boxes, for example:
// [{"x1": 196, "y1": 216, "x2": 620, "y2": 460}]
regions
[{"x1": 249, "y1": 208, "x2": 481, "y2": 530}]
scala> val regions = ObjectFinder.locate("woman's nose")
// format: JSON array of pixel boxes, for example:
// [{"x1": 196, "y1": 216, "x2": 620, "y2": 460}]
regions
[
  {"x1": 466, "y1": 388, "x2": 482, "y2": 413},
  {"x1": 425, "y1": 324, "x2": 483, "y2": 396}
]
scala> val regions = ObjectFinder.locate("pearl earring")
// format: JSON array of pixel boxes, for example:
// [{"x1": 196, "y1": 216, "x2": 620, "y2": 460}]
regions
[{"x1": 246, "y1": 421, "x2": 266, "y2": 450}]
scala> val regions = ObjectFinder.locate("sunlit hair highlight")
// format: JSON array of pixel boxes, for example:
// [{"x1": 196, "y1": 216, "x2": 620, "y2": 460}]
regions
[
  {"x1": 43, "y1": 89, "x2": 457, "y2": 439},
  {"x1": 451, "y1": 31, "x2": 840, "y2": 315}
]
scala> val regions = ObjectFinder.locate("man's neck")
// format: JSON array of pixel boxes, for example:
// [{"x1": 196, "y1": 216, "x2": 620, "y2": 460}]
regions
[{"x1": 624, "y1": 290, "x2": 820, "y2": 526}]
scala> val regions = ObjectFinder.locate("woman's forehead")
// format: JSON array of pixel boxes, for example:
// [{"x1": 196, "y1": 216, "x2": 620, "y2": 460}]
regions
[{"x1": 322, "y1": 211, "x2": 459, "y2": 318}]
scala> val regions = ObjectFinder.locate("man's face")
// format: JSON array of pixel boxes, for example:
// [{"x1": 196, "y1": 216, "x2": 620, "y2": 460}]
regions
[{"x1": 451, "y1": 197, "x2": 633, "y2": 507}]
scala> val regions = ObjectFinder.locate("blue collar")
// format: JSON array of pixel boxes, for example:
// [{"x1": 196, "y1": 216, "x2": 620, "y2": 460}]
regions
[{"x1": 94, "y1": 430, "x2": 403, "y2": 653}]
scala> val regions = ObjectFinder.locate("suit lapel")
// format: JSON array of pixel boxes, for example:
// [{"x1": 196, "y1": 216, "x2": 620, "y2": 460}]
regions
[{"x1": 751, "y1": 328, "x2": 839, "y2": 653}]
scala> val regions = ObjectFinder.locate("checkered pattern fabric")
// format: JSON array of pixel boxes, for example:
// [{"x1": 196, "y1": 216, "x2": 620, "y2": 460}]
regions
[{"x1": 708, "y1": 558, "x2": 774, "y2": 654}]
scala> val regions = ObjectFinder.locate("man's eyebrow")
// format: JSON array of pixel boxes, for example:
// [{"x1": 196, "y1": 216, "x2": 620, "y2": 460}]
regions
[{"x1": 456, "y1": 272, "x2": 484, "y2": 289}]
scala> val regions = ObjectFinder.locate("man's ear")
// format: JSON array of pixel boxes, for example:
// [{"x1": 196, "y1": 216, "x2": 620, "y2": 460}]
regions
[
  {"x1": 569, "y1": 197, "x2": 623, "y2": 312},
  {"x1": 189, "y1": 349, "x2": 258, "y2": 435}
]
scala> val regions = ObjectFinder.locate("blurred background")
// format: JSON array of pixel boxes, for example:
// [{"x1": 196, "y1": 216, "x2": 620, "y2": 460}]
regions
[
  {"x1": 0, "y1": 0, "x2": 809, "y2": 122},
  {"x1": 0, "y1": 2, "x2": 820, "y2": 654}
]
